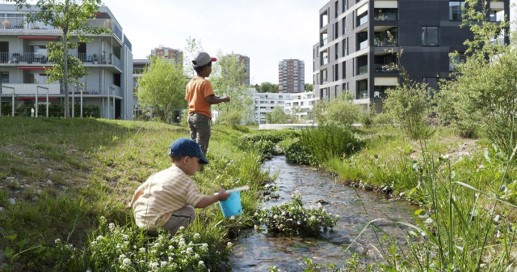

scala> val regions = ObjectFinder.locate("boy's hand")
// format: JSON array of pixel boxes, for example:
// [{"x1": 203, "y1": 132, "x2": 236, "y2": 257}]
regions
[{"x1": 217, "y1": 189, "x2": 231, "y2": 201}]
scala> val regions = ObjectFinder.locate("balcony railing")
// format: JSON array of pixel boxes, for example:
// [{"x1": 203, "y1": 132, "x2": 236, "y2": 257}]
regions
[
  {"x1": 0, "y1": 84, "x2": 60, "y2": 95},
  {"x1": 357, "y1": 65, "x2": 368, "y2": 75},
  {"x1": 374, "y1": 12, "x2": 398, "y2": 21},
  {"x1": 356, "y1": 90, "x2": 368, "y2": 99},
  {"x1": 358, "y1": 40, "x2": 368, "y2": 50},
  {"x1": 374, "y1": 38, "x2": 398, "y2": 47},
  {"x1": 0, "y1": 51, "x2": 122, "y2": 70}
]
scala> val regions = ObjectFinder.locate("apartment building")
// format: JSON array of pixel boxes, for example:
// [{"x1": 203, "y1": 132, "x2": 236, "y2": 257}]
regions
[
  {"x1": 0, "y1": 4, "x2": 134, "y2": 119},
  {"x1": 278, "y1": 59, "x2": 305, "y2": 93},
  {"x1": 151, "y1": 46, "x2": 182, "y2": 66},
  {"x1": 284, "y1": 91, "x2": 318, "y2": 121},
  {"x1": 313, "y1": 0, "x2": 509, "y2": 112},
  {"x1": 252, "y1": 90, "x2": 317, "y2": 124}
]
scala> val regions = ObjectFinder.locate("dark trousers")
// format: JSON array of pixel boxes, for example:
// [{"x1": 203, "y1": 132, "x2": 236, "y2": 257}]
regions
[{"x1": 188, "y1": 113, "x2": 210, "y2": 155}]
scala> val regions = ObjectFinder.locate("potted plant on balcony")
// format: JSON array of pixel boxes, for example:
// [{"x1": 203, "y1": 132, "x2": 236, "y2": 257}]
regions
[
  {"x1": 2, "y1": 19, "x2": 9, "y2": 29},
  {"x1": 92, "y1": 54, "x2": 98, "y2": 64}
]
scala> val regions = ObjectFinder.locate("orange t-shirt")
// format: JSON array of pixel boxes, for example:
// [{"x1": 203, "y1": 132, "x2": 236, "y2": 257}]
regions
[{"x1": 185, "y1": 77, "x2": 214, "y2": 119}]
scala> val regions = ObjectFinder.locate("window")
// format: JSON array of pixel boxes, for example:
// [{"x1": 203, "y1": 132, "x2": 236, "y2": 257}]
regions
[
  {"x1": 449, "y1": 52, "x2": 466, "y2": 71},
  {"x1": 0, "y1": 71, "x2": 8, "y2": 83},
  {"x1": 342, "y1": 17, "x2": 346, "y2": 35},
  {"x1": 422, "y1": 27, "x2": 439, "y2": 46},
  {"x1": 342, "y1": 61, "x2": 346, "y2": 79},
  {"x1": 335, "y1": 43, "x2": 339, "y2": 60},
  {"x1": 334, "y1": 64, "x2": 339, "y2": 80},
  {"x1": 449, "y1": 1, "x2": 465, "y2": 21}
]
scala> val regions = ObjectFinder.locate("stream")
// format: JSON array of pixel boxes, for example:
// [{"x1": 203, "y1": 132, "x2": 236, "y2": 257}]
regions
[{"x1": 229, "y1": 156, "x2": 417, "y2": 271}]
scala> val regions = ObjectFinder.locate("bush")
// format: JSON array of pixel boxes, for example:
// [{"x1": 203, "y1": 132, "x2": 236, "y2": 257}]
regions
[
  {"x1": 254, "y1": 194, "x2": 338, "y2": 237},
  {"x1": 313, "y1": 94, "x2": 362, "y2": 128},
  {"x1": 383, "y1": 81, "x2": 434, "y2": 140}
]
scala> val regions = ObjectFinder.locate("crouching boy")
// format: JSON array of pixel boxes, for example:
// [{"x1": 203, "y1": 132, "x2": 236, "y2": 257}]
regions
[{"x1": 130, "y1": 138, "x2": 230, "y2": 235}]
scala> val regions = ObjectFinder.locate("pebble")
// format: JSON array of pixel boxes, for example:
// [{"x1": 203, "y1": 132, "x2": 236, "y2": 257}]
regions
[{"x1": 8, "y1": 198, "x2": 15, "y2": 205}]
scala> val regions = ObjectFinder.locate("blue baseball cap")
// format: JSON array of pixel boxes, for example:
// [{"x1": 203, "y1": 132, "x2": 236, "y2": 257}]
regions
[{"x1": 168, "y1": 138, "x2": 209, "y2": 164}]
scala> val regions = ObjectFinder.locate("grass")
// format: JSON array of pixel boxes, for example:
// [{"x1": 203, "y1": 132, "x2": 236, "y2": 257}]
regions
[
  {"x1": 0, "y1": 117, "x2": 269, "y2": 271},
  {"x1": 1, "y1": 117, "x2": 516, "y2": 271}
]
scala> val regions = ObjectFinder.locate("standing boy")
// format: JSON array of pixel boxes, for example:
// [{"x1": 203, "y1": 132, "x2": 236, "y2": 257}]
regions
[
  {"x1": 185, "y1": 52, "x2": 230, "y2": 155},
  {"x1": 130, "y1": 138, "x2": 230, "y2": 235}
]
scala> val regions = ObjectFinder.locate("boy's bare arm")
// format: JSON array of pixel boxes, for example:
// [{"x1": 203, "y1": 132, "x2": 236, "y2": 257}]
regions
[
  {"x1": 195, "y1": 189, "x2": 230, "y2": 208},
  {"x1": 205, "y1": 94, "x2": 230, "y2": 105}
]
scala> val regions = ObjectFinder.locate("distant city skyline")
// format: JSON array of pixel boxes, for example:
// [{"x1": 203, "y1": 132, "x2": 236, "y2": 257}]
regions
[{"x1": 101, "y1": 0, "x2": 328, "y2": 85}]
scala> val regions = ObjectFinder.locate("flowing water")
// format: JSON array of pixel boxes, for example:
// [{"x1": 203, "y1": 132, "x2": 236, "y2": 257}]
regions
[{"x1": 229, "y1": 156, "x2": 417, "y2": 271}]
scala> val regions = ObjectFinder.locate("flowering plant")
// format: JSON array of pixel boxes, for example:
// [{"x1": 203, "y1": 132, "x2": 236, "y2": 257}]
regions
[{"x1": 254, "y1": 194, "x2": 338, "y2": 237}]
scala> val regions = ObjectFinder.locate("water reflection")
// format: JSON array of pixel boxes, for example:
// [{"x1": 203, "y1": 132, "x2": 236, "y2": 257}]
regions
[{"x1": 229, "y1": 156, "x2": 417, "y2": 271}]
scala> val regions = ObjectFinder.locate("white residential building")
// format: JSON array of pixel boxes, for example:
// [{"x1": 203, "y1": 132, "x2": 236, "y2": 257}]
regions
[
  {"x1": 0, "y1": 4, "x2": 133, "y2": 119},
  {"x1": 284, "y1": 91, "x2": 318, "y2": 120},
  {"x1": 252, "y1": 90, "x2": 318, "y2": 124}
]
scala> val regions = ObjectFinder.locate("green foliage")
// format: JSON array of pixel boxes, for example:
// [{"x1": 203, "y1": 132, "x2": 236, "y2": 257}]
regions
[
  {"x1": 435, "y1": 0, "x2": 515, "y2": 157},
  {"x1": 265, "y1": 106, "x2": 292, "y2": 124},
  {"x1": 298, "y1": 125, "x2": 363, "y2": 166},
  {"x1": 237, "y1": 130, "x2": 300, "y2": 160},
  {"x1": 254, "y1": 194, "x2": 338, "y2": 237},
  {"x1": 313, "y1": 94, "x2": 362, "y2": 128},
  {"x1": 285, "y1": 140, "x2": 315, "y2": 165},
  {"x1": 211, "y1": 53, "x2": 252, "y2": 125},
  {"x1": 383, "y1": 81, "x2": 433, "y2": 140},
  {"x1": 438, "y1": 50, "x2": 517, "y2": 157},
  {"x1": 138, "y1": 57, "x2": 187, "y2": 123},
  {"x1": 255, "y1": 82, "x2": 279, "y2": 93}
]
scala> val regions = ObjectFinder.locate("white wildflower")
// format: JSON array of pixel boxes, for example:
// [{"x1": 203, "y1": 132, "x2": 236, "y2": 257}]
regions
[
  {"x1": 108, "y1": 223, "x2": 116, "y2": 231},
  {"x1": 122, "y1": 258, "x2": 131, "y2": 266}
]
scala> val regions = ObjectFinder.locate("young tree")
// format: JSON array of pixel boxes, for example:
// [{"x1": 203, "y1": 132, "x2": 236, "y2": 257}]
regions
[
  {"x1": 265, "y1": 106, "x2": 290, "y2": 124},
  {"x1": 210, "y1": 53, "x2": 253, "y2": 125},
  {"x1": 12, "y1": 0, "x2": 104, "y2": 117},
  {"x1": 313, "y1": 94, "x2": 362, "y2": 128},
  {"x1": 137, "y1": 57, "x2": 187, "y2": 123}
]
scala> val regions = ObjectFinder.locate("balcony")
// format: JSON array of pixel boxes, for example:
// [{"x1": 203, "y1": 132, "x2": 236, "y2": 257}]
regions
[
  {"x1": 374, "y1": 9, "x2": 398, "y2": 21},
  {"x1": 0, "y1": 83, "x2": 60, "y2": 95},
  {"x1": 356, "y1": 90, "x2": 368, "y2": 99},
  {"x1": 0, "y1": 51, "x2": 122, "y2": 71},
  {"x1": 373, "y1": 38, "x2": 397, "y2": 47},
  {"x1": 357, "y1": 65, "x2": 368, "y2": 75}
]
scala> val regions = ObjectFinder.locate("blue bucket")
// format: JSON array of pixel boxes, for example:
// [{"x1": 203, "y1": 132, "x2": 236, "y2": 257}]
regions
[{"x1": 219, "y1": 191, "x2": 242, "y2": 217}]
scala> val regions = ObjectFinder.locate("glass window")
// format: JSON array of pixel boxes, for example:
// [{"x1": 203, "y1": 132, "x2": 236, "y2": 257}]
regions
[
  {"x1": 449, "y1": 1, "x2": 465, "y2": 21},
  {"x1": 422, "y1": 26, "x2": 439, "y2": 46}
]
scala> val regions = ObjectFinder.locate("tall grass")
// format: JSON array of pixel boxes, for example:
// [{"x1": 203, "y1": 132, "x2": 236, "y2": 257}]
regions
[{"x1": 324, "y1": 126, "x2": 517, "y2": 270}]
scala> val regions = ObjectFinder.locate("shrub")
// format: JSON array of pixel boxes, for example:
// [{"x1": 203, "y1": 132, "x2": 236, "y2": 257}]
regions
[
  {"x1": 383, "y1": 81, "x2": 434, "y2": 140},
  {"x1": 313, "y1": 94, "x2": 362, "y2": 128}
]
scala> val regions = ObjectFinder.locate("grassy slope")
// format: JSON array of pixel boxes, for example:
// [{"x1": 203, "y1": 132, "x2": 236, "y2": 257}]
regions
[{"x1": 0, "y1": 117, "x2": 268, "y2": 271}]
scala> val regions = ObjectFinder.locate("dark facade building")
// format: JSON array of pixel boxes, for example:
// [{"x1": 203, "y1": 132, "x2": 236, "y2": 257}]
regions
[{"x1": 313, "y1": 0, "x2": 509, "y2": 111}]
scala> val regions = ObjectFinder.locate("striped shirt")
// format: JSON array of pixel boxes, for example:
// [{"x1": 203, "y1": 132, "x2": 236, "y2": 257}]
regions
[{"x1": 131, "y1": 165, "x2": 204, "y2": 231}]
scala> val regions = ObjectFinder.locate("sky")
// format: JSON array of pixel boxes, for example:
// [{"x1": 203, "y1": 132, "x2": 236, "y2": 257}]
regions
[{"x1": 101, "y1": 0, "x2": 329, "y2": 85}]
